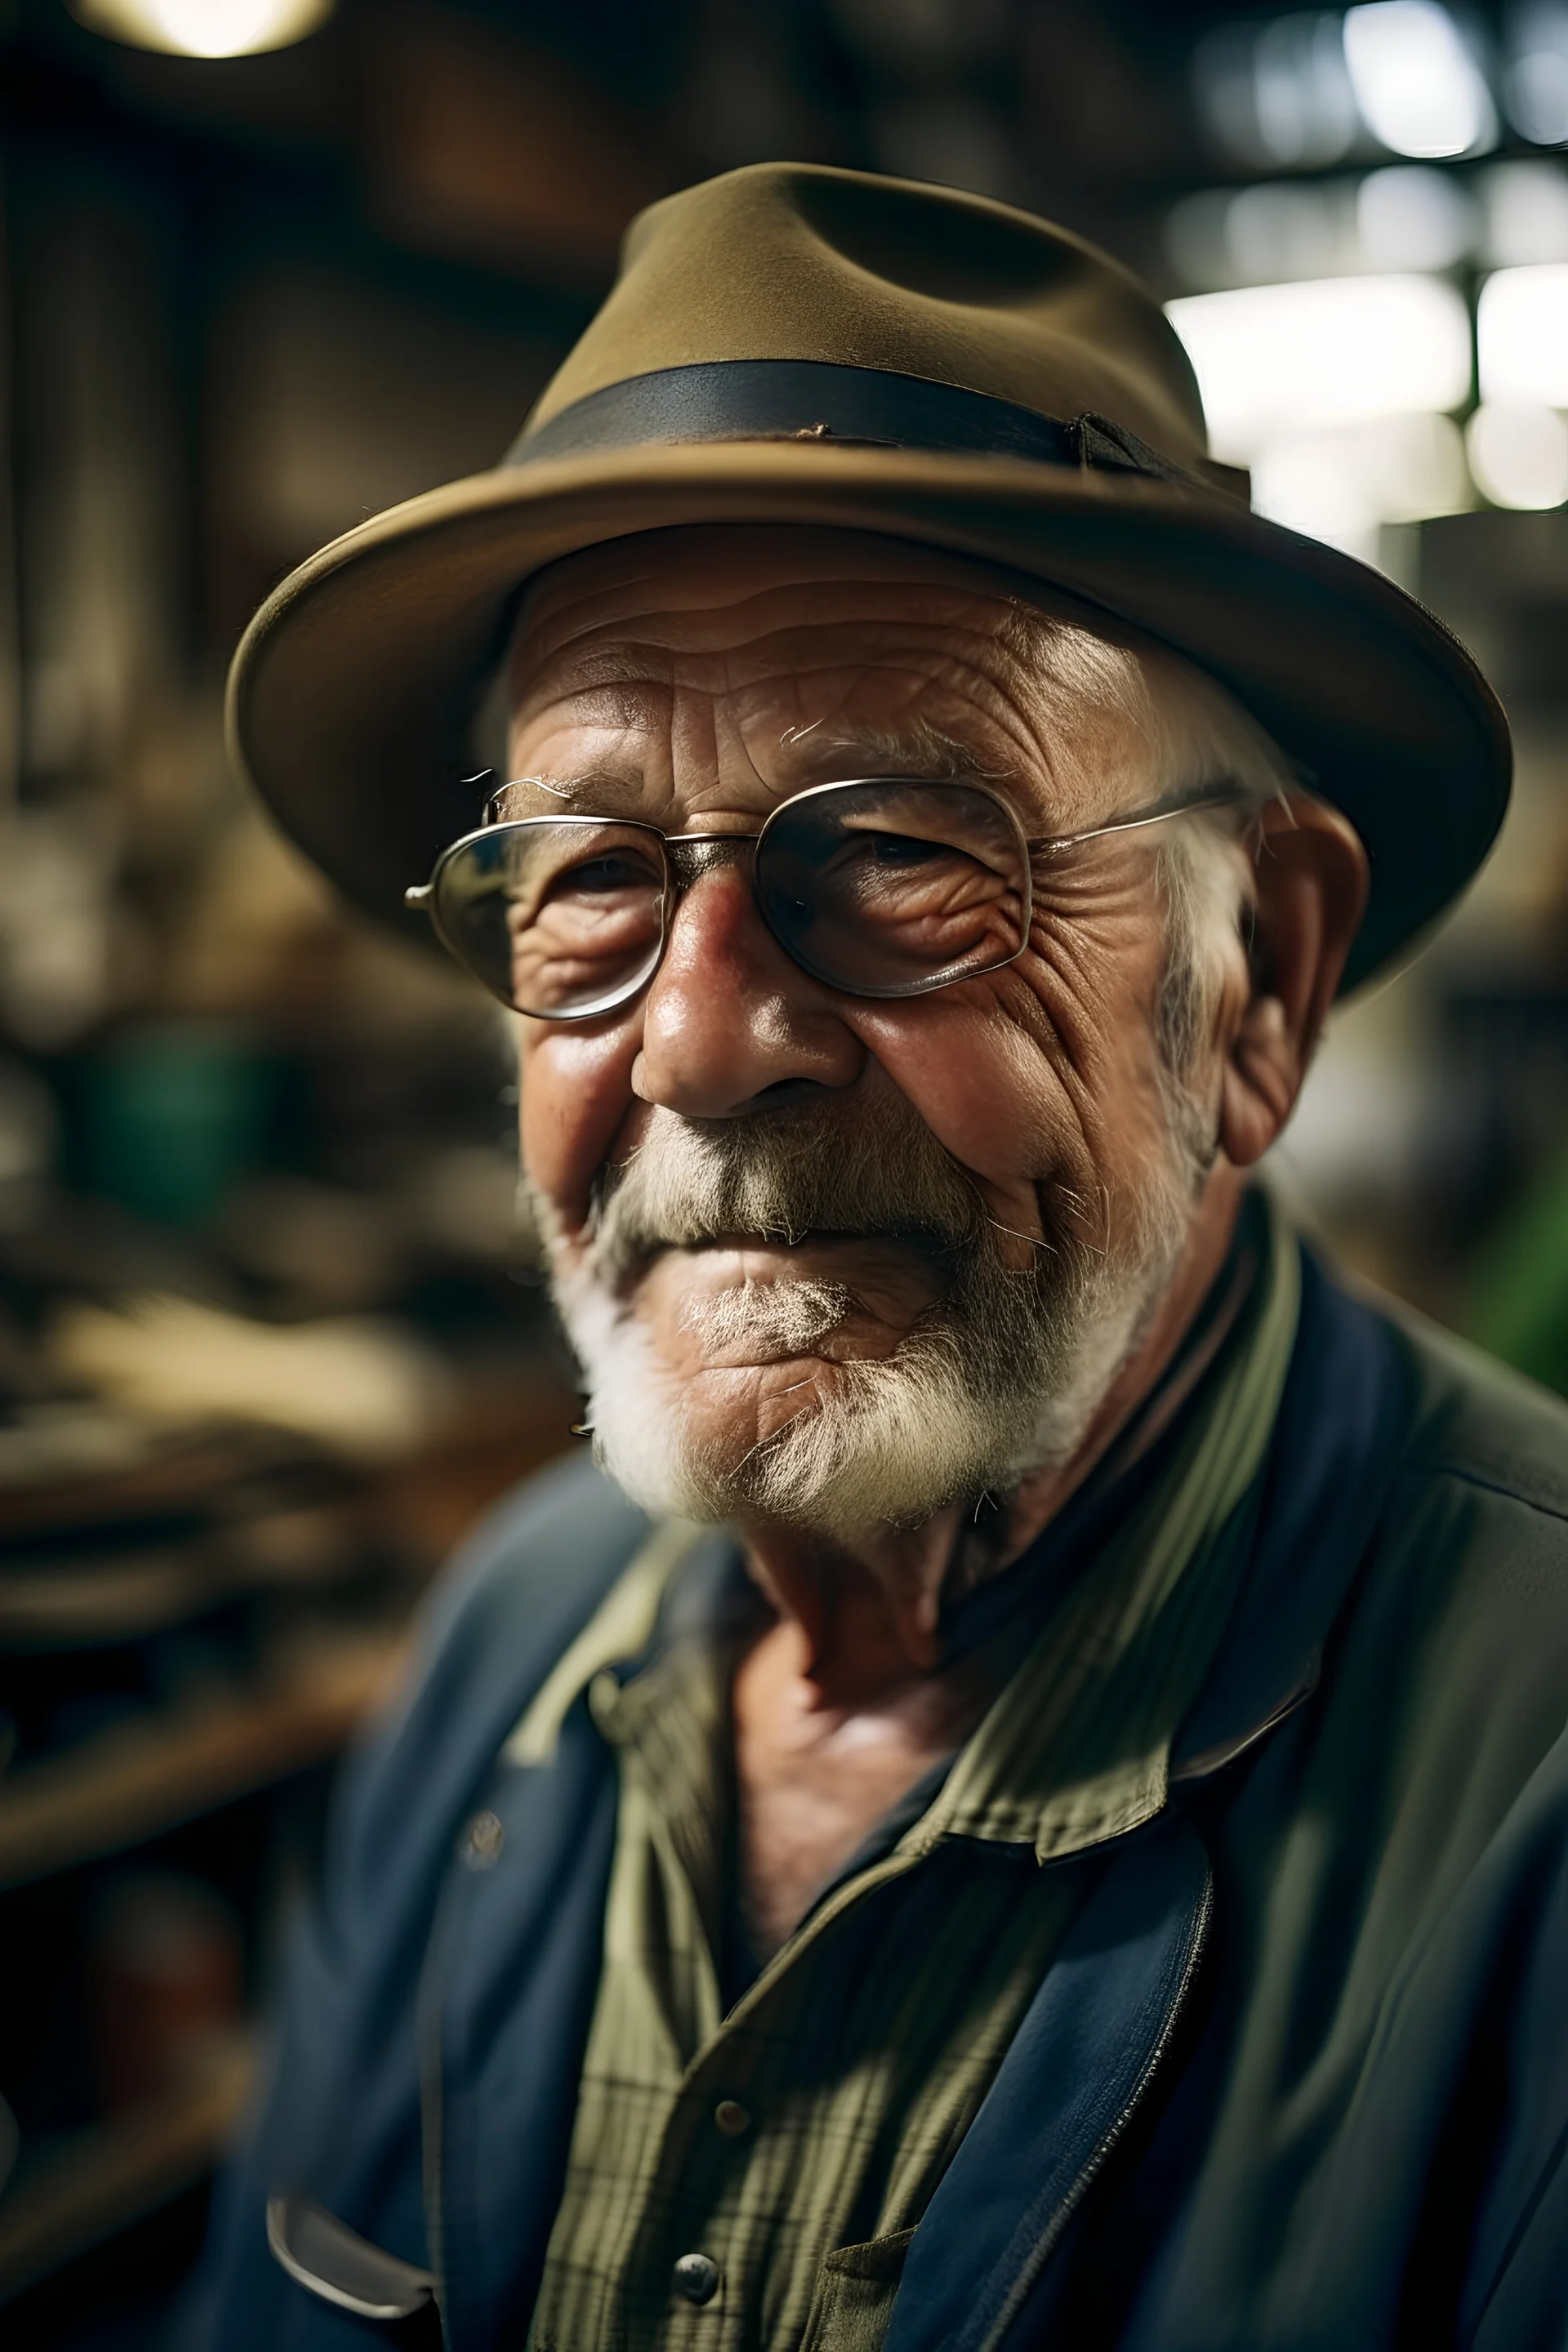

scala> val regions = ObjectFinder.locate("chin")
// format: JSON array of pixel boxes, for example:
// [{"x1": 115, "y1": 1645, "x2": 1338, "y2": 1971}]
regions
[{"x1": 557, "y1": 1279, "x2": 1107, "y2": 1548}]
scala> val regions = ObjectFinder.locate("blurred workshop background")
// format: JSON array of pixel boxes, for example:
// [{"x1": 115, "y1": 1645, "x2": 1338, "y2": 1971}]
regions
[{"x1": 0, "y1": 0, "x2": 1565, "y2": 2342}]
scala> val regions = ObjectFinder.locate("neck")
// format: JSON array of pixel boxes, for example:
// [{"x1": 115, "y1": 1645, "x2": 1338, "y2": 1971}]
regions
[{"x1": 738, "y1": 1167, "x2": 1248, "y2": 1700}]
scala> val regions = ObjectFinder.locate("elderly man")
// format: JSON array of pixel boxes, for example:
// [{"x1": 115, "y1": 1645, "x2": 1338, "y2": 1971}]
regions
[{"x1": 200, "y1": 167, "x2": 1566, "y2": 2350}]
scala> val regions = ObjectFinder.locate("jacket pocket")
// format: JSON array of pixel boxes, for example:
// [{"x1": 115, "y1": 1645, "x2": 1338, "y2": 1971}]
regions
[
  {"x1": 266, "y1": 2194, "x2": 441, "y2": 2341},
  {"x1": 800, "y1": 2226, "x2": 917, "y2": 2352}
]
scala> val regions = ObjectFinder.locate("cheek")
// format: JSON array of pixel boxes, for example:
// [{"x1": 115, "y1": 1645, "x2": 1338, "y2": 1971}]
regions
[
  {"x1": 1020, "y1": 902, "x2": 1183, "y2": 1162},
  {"x1": 850, "y1": 939, "x2": 1170, "y2": 1208},
  {"x1": 851, "y1": 978, "x2": 1107, "y2": 1225},
  {"x1": 518, "y1": 1018, "x2": 641, "y2": 1231}
]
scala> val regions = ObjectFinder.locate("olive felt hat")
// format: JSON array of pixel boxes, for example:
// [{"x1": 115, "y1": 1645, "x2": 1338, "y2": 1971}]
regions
[{"x1": 227, "y1": 161, "x2": 1510, "y2": 993}]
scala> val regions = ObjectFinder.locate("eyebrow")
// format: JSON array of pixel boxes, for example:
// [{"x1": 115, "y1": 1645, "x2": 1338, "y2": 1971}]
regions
[
  {"x1": 774, "y1": 719, "x2": 990, "y2": 783},
  {"x1": 493, "y1": 771, "x2": 653, "y2": 817},
  {"x1": 491, "y1": 719, "x2": 1009, "y2": 828}
]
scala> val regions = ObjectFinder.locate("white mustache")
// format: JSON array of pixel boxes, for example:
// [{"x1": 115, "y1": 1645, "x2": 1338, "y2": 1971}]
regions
[{"x1": 586, "y1": 1098, "x2": 987, "y2": 1289}]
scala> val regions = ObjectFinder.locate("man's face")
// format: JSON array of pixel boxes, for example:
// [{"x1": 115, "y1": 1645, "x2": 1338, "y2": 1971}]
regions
[{"x1": 509, "y1": 526, "x2": 1245, "y2": 1539}]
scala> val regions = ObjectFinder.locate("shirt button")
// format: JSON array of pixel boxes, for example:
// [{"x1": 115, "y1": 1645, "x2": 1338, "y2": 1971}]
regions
[
  {"x1": 461, "y1": 1810, "x2": 505, "y2": 1869},
  {"x1": 713, "y1": 2100, "x2": 751, "y2": 2137},
  {"x1": 671, "y1": 2252, "x2": 720, "y2": 2305}
]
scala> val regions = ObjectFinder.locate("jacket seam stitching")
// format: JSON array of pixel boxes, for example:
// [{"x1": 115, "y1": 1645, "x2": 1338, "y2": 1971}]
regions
[{"x1": 1393, "y1": 1459, "x2": 1568, "y2": 1526}]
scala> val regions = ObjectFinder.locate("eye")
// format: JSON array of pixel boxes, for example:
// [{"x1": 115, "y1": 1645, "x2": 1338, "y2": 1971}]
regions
[
  {"x1": 550, "y1": 851, "x2": 659, "y2": 896},
  {"x1": 864, "y1": 831, "x2": 946, "y2": 868}
]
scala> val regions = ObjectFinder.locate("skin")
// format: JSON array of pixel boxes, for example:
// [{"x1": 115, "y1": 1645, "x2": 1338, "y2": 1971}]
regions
[{"x1": 508, "y1": 524, "x2": 1367, "y2": 1955}]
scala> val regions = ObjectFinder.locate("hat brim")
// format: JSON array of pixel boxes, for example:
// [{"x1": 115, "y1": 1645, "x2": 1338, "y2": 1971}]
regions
[{"x1": 227, "y1": 439, "x2": 1510, "y2": 995}]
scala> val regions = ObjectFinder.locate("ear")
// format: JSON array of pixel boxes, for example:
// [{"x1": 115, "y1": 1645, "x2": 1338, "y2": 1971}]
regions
[{"x1": 1220, "y1": 796, "x2": 1370, "y2": 1170}]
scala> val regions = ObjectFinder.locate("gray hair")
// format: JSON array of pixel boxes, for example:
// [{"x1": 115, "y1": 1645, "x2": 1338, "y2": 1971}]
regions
[{"x1": 998, "y1": 594, "x2": 1292, "y2": 1080}]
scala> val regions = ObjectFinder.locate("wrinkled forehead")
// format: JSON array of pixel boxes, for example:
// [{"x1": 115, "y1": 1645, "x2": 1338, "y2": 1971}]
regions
[
  {"x1": 504, "y1": 523, "x2": 1159, "y2": 812},
  {"x1": 510, "y1": 522, "x2": 1147, "y2": 675},
  {"x1": 514, "y1": 523, "x2": 1049, "y2": 636}
]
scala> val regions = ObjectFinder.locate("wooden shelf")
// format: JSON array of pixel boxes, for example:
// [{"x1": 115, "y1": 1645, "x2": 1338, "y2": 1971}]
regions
[
  {"x1": 0, "y1": 2042, "x2": 253, "y2": 2306},
  {"x1": 0, "y1": 1546, "x2": 221, "y2": 1648},
  {"x1": 0, "y1": 1422, "x2": 318, "y2": 1546},
  {"x1": 0, "y1": 1504, "x2": 363, "y2": 1650},
  {"x1": 0, "y1": 1634, "x2": 405, "y2": 1890}
]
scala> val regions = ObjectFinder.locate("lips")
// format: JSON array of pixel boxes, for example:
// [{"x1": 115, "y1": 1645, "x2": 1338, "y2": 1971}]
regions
[{"x1": 623, "y1": 1227, "x2": 956, "y2": 1286}]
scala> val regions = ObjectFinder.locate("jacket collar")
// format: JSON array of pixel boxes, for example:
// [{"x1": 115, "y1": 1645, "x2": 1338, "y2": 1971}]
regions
[
  {"x1": 1169, "y1": 1240, "x2": 1415, "y2": 1785},
  {"x1": 882, "y1": 1250, "x2": 1417, "y2": 2352}
]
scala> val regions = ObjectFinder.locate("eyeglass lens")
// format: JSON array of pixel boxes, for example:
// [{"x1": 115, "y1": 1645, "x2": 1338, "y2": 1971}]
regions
[
  {"x1": 429, "y1": 781, "x2": 1031, "y2": 1018},
  {"x1": 756, "y1": 781, "x2": 1029, "y2": 999}
]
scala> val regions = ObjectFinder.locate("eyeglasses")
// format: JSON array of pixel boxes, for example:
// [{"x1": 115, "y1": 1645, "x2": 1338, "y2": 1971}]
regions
[{"x1": 404, "y1": 776, "x2": 1241, "y2": 1022}]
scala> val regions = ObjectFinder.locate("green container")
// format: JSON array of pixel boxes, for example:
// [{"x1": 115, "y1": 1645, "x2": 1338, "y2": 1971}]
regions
[{"x1": 83, "y1": 1023, "x2": 273, "y2": 1227}]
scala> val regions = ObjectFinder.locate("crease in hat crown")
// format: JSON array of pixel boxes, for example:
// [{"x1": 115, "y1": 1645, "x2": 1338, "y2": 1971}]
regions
[{"x1": 514, "y1": 162, "x2": 1214, "y2": 477}]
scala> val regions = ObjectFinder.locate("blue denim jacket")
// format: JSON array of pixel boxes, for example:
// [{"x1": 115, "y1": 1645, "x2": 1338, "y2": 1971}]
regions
[{"x1": 192, "y1": 1246, "x2": 1568, "y2": 2350}]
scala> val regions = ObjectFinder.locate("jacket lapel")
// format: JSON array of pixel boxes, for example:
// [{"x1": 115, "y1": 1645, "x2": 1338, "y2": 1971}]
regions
[
  {"x1": 424, "y1": 1690, "x2": 621, "y2": 2351},
  {"x1": 884, "y1": 1251, "x2": 1413, "y2": 2352},
  {"x1": 1170, "y1": 1244, "x2": 1412, "y2": 1782},
  {"x1": 884, "y1": 1813, "x2": 1213, "y2": 2352},
  {"x1": 426, "y1": 1526, "x2": 736, "y2": 2352}
]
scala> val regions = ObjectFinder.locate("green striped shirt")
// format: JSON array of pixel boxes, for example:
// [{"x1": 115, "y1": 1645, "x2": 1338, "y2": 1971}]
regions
[{"x1": 527, "y1": 1205, "x2": 1299, "y2": 2352}]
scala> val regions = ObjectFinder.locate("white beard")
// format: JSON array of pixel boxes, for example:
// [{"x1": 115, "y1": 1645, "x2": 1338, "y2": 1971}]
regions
[{"x1": 538, "y1": 1094, "x2": 1202, "y2": 1547}]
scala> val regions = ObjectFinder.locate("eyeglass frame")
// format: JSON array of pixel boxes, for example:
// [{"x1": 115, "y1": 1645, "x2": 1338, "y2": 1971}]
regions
[{"x1": 404, "y1": 773, "x2": 1250, "y2": 1020}]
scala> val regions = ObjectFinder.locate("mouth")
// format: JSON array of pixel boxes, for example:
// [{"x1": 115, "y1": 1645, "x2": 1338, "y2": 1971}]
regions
[
  {"x1": 615, "y1": 1227, "x2": 956, "y2": 1290},
  {"x1": 624, "y1": 1232, "x2": 954, "y2": 1366},
  {"x1": 599, "y1": 1214, "x2": 957, "y2": 1271}
]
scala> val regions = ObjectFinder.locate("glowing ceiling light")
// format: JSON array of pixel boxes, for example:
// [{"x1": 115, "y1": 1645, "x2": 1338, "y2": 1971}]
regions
[
  {"x1": 70, "y1": 0, "x2": 332, "y2": 58},
  {"x1": 1167, "y1": 274, "x2": 1472, "y2": 461},
  {"x1": 1480, "y1": 161, "x2": 1568, "y2": 265},
  {"x1": 1505, "y1": 3, "x2": 1568, "y2": 146},
  {"x1": 1343, "y1": 2, "x2": 1497, "y2": 158},
  {"x1": 1507, "y1": 50, "x2": 1568, "y2": 145},
  {"x1": 1165, "y1": 181, "x2": 1352, "y2": 294},
  {"x1": 1477, "y1": 261, "x2": 1568, "y2": 402},
  {"x1": 1356, "y1": 165, "x2": 1476, "y2": 270},
  {"x1": 1466, "y1": 402, "x2": 1568, "y2": 507},
  {"x1": 1253, "y1": 13, "x2": 1361, "y2": 167},
  {"x1": 1193, "y1": 15, "x2": 1358, "y2": 171},
  {"x1": 1251, "y1": 411, "x2": 1469, "y2": 561}
]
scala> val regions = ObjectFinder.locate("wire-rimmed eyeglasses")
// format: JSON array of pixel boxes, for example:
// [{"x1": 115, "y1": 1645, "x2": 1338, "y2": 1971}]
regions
[{"x1": 404, "y1": 775, "x2": 1243, "y2": 1022}]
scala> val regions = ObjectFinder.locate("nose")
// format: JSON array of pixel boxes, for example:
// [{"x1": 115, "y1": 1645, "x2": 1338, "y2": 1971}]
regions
[{"x1": 632, "y1": 863, "x2": 864, "y2": 1118}]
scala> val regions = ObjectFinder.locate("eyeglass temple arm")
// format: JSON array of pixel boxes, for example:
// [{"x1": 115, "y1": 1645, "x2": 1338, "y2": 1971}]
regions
[
  {"x1": 474, "y1": 771, "x2": 1251, "y2": 853},
  {"x1": 1029, "y1": 783, "x2": 1252, "y2": 854},
  {"x1": 408, "y1": 769, "x2": 499, "y2": 910}
]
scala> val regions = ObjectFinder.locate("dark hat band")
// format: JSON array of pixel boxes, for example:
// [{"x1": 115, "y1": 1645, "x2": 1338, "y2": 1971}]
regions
[{"x1": 506, "y1": 358, "x2": 1210, "y2": 492}]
